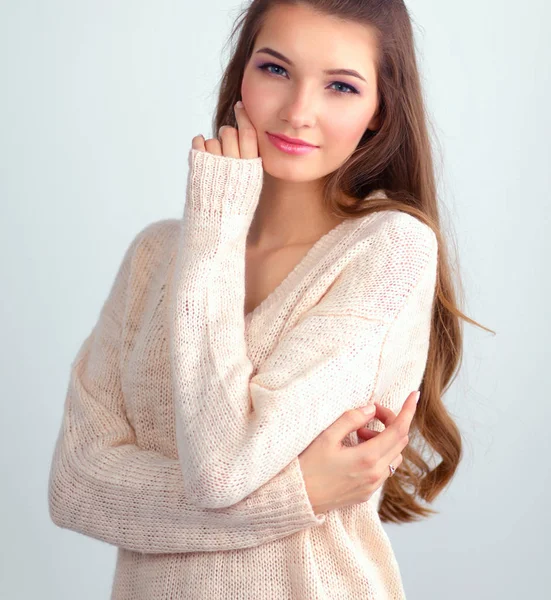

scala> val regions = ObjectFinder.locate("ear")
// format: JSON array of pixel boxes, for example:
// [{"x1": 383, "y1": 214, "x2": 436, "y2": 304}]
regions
[{"x1": 367, "y1": 111, "x2": 381, "y2": 131}]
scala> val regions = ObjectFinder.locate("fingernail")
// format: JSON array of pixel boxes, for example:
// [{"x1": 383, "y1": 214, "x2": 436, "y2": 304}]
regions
[
  {"x1": 235, "y1": 101, "x2": 243, "y2": 109},
  {"x1": 361, "y1": 405, "x2": 375, "y2": 416},
  {"x1": 414, "y1": 391, "x2": 421, "y2": 404}
]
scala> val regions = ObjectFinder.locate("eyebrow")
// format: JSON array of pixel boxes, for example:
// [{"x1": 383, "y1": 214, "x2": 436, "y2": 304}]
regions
[{"x1": 255, "y1": 47, "x2": 367, "y2": 83}]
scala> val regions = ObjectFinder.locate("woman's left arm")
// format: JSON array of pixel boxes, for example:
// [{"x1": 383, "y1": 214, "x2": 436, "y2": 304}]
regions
[{"x1": 169, "y1": 148, "x2": 438, "y2": 509}]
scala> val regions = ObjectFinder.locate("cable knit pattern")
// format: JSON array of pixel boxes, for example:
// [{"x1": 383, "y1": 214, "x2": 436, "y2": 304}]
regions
[{"x1": 48, "y1": 147, "x2": 438, "y2": 599}]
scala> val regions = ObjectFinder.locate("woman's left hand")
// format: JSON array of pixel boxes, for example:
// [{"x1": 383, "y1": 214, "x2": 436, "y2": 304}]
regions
[{"x1": 191, "y1": 101, "x2": 260, "y2": 160}]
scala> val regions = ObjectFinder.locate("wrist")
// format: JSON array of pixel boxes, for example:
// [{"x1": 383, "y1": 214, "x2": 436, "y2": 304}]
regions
[
  {"x1": 187, "y1": 148, "x2": 263, "y2": 216},
  {"x1": 299, "y1": 462, "x2": 332, "y2": 515}
]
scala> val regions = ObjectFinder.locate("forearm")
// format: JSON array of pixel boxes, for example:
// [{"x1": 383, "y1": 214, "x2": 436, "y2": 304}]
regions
[
  {"x1": 169, "y1": 149, "x2": 438, "y2": 510},
  {"x1": 49, "y1": 425, "x2": 324, "y2": 554},
  {"x1": 49, "y1": 229, "x2": 326, "y2": 555}
]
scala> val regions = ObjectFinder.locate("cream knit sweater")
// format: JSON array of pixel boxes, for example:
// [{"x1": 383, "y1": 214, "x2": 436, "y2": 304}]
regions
[{"x1": 48, "y1": 148, "x2": 438, "y2": 599}]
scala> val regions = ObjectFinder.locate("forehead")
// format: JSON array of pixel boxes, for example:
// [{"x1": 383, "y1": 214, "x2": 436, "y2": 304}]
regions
[{"x1": 253, "y1": 3, "x2": 379, "y2": 79}]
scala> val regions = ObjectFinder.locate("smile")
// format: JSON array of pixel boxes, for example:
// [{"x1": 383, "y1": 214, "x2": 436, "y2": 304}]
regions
[{"x1": 266, "y1": 133, "x2": 319, "y2": 155}]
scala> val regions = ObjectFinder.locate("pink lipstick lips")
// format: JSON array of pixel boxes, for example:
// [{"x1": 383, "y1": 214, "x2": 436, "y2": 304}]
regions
[{"x1": 267, "y1": 132, "x2": 319, "y2": 155}]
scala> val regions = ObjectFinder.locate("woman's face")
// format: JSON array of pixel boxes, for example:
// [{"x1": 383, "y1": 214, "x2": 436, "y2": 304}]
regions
[{"x1": 241, "y1": 3, "x2": 380, "y2": 183}]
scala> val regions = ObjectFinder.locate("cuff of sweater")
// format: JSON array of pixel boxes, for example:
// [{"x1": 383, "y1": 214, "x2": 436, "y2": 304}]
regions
[
  {"x1": 246, "y1": 457, "x2": 327, "y2": 543},
  {"x1": 186, "y1": 148, "x2": 264, "y2": 217}
]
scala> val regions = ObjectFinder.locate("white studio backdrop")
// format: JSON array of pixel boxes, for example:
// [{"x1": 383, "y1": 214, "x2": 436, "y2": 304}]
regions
[{"x1": 0, "y1": 1, "x2": 548, "y2": 598}]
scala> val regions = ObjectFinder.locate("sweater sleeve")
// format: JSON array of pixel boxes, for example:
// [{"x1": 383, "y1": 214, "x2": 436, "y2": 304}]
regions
[
  {"x1": 48, "y1": 223, "x2": 326, "y2": 556},
  {"x1": 169, "y1": 148, "x2": 438, "y2": 509}
]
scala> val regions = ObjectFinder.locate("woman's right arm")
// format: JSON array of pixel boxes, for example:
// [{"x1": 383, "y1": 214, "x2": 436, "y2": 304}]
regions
[
  {"x1": 48, "y1": 225, "x2": 327, "y2": 555},
  {"x1": 48, "y1": 222, "x2": 413, "y2": 555}
]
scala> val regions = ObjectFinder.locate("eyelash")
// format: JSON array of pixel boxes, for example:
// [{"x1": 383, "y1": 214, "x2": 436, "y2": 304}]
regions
[{"x1": 257, "y1": 62, "x2": 360, "y2": 96}]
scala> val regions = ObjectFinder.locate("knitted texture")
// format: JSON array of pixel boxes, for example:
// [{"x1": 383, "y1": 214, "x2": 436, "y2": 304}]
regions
[{"x1": 48, "y1": 147, "x2": 438, "y2": 599}]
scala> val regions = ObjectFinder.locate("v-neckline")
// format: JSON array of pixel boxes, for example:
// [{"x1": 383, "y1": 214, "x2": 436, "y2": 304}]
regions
[{"x1": 243, "y1": 216, "x2": 360, "y2": 326}]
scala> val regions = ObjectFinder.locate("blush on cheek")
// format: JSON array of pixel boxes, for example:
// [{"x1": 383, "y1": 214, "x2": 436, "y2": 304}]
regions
[
  {"x1": 239, "y1": 95, "x2": 268, "y2": 139},
  {"x1": 332, "y1": 117, "x2": 367, "y2": 146},
  {"x1": 239, "y1": 91, "x2": 255, "y2": 126},
  {"x1": 335, "y1": 101, "x2": 370, "y2": 128},
  {"x1": 240, "y1": 77, "x2": 257, "y2": 118},
  {"x1": 240, "y1": 72, "x2": 277, "y2": 136}
]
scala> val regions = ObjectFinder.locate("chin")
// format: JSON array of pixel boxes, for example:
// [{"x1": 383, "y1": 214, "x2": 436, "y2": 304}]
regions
[
  {"x1": 261, "y1": 144, "x2": 315, "y2": 163},
  {"x1": 265, "y1": 153, "x2": 330, "y2": 180},
  {"x1": 262, "y1": 164, "x2": 320, "y2": 183}
]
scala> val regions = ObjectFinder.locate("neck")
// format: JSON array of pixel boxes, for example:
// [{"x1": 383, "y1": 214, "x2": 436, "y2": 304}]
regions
[{"x1": 247, "y1": 172, "x2": 346, "y2": 251}]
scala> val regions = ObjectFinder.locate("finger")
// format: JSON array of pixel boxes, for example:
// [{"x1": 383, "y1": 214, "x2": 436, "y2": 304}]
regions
[
  {"x1": 375, "y1": 392, "x2": 418, "y2": 434},
  {"x1": 386, "y1": 452, "x2": 403, "y2": 475},
  {"x1": 324, "y1": 405, "x2": 376, "y2": 446},
  {"x1": 234, "y1": 101, "x2": 259, "y2": 159},
  {"x1": 191, "y1": 135, "x2": 206, "y2": 151},
  {"x1": 204, "y1": 137, "x2": 222, "y2": 156},
  {"x1": 218, "y1": 126, "x2": 240, "y2": 158},
  {"x1": 356, "y1": 427, "x2": 379, "y2": 443},
  {"x1": 359, "y1": 392, "x2": 418, "y2": 458},
  {"x1": 371, "y1": 403, "x2": 399, "y2": 428}
]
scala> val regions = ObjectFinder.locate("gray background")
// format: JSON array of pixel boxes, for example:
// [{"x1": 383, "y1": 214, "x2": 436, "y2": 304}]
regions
[{"x1": 1, "y1": 0, "x2": 549, "y2": 598}]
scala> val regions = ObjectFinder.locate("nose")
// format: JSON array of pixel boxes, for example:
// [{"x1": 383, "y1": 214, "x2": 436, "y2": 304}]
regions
[{"x1": 279, "y1": 87, "x2": 317, "y2": 129}]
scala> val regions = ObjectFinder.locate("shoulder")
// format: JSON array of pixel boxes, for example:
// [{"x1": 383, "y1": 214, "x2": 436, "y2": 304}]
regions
[
  {"x1": 317, "y1": 210, "x2": 438, "y2": 322},
  {"x1": 349, "y1": 209, "x2": 438, "y2": 277},
  {"x1": 131, "y1": 217, "x2": 181, "y2": 249},
  {"x1": 110, "y1": 219, "x2": 182, "y2": 313},
  {"x1": 354, "y1": 209, "x2": 437, "y2": 255},
  {"x1": 125, "y1": 218, "x2": 181, "y2": 266}
]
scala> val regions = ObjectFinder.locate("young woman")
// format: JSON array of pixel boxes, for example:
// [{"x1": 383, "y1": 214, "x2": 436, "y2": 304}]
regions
[{"x1": 49, "y1": 1, "x2": 489, "y2": 598}]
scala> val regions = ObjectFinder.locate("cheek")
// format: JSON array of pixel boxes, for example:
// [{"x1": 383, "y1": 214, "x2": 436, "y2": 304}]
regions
[
  {"x1": 327, "y1": 110, "x2": 369, "y2": 146},
  {"x1": 240, "y1": 74, "x2": 273, "y2": 130}
]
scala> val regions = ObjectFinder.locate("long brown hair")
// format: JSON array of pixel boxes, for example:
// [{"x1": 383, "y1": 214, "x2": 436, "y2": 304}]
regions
[{"x1": 210, "y1": 0, "x2": 495, "y2": 524}]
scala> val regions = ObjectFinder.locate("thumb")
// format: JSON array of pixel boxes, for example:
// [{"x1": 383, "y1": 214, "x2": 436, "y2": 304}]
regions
[{"x1": 326, "y1": 404, "x2": 376, "y2": 445}]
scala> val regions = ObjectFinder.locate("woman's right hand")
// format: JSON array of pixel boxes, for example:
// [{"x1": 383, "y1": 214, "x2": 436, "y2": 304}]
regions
[{"x1": 298, "y1": 391, "x2": 419, "y2": 515}]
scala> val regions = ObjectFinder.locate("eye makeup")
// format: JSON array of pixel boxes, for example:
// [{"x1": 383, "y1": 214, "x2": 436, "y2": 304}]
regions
[{"x1": 256, "y1": 62, "x2": 361, "y2": 96}]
